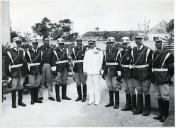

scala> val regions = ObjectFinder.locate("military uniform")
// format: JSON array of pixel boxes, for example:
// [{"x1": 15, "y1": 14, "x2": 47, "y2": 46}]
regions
[
  {"x1": 71, "y1": 44, "x2": 87, "y2": 102},
  {"x1": 102, "y1": 37, "x2": 122, "y2": 109},
  {"x1": 5, "y1": 37, "x2": 27, "y2": 108},
  {"x1": 25, "y1": 45, "x2": 43, "y2": 104},
  {"x1": 52, "y1": 40, "x2": 71, "y2": 102},
  {"x1": 121, "y1": 47, "x2": 136, "y2": 111},
  {"x1": 132, "y1": 39, "x2": 153, "y2": 116},
  {"x1": 152, "y1": 40, "x2": 174, "y2": 122},
  {"x1": 83, "y1": 40, "x2": 104, "y2": 105}
]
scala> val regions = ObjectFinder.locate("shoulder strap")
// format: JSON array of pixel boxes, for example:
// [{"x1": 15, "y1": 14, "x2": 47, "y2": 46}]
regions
[
  {"x1": 115, "y1": 51, "x2": 121, "y2": 61},
  {"x1": 161, "y1": 53, "x2": 170, "y2": 68},
  {"x1": 145, "y1": 48, "x2": 151, "y2": 63},
  {"x1": 27, "y1": 51, "x2": 32, "y2": 62},
  {"x1": 53, "y1": 50, "x2": 59, "y2": 61},
  {"x1": 7, "y1": 51, "x2": 14, "y2": 64},
  {"x1": 72, "y1": 48, "x2": 76, "y2": 60},
  {"x1": 41, "y1": 51, "x2": 43, "y2": 60}
]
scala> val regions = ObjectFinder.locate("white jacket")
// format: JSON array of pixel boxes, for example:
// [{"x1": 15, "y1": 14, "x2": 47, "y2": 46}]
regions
[{"x1": 83, "y1": 47, "x2": 104, "y2": 75}]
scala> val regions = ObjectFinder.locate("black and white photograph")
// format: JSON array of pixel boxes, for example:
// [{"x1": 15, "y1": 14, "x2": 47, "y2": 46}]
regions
[{"x1": 1, "y1": 0, "x2": 175, "y2": 127}]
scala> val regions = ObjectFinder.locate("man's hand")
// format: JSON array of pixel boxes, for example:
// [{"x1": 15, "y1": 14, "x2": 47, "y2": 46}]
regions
[
  {"x1": 51, "y1": 66, "x2": 56, "y2": 72},
  {"x1": 84, "y1": 72, "x2": 88, "y2": 78}
]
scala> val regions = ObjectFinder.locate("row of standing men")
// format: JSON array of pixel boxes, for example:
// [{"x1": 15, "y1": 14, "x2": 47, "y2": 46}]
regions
[{"x1": 5, "y1": 35, "x2": 174, "y2": 123}]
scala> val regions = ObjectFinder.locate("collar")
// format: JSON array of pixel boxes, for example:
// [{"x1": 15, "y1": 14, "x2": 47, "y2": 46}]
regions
[
  {"x1": 32, "y1": 47, "x2": 38, "y2": 52},
  {"x1": 13, "y1": 47, "x2": 22, "y2": 51},
  {"x1": 137, "y1": 45, "x2": 144, "y2": 51}
]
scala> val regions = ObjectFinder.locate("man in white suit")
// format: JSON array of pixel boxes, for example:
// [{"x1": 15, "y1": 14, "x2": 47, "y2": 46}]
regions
[{"x1": 83, "y1": 39, "x2": 104, "y2": 105}]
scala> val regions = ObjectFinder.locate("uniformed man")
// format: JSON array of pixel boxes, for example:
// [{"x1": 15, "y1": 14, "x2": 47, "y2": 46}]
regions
[
  {"x1": 152, "y1": 39, "x2": 174, "y2": 122},
  {"x1": 132, "y1": 35, "x2": 153, "y2": 116},
  {"x1": 52, "y1": 38, "x2": 72, "y2": 102},
  {"x1": 5, "y1": 37, "x2": 27, "y2": 108},
  {"x1": 38, "y1": 36, "x2": 55, "y2": 101},
  {"x1": 71, "y1": 37, "x2": 87, "y2": 102},
  {"x1": 83, "y1": 39, "x2": 104, "y2": 105},
  {"x1": 120, "y1": 37, "x2": 136, "y2": 112},
  {"x1": 102, "y1": 37, "x2": 122, "y2": 109},
  {"x1": 25, "y1": 40, "x2": 43, "y2": 104}
]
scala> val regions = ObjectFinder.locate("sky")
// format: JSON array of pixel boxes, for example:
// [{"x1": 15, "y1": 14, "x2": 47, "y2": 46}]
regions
[{"x1": 9, "y1": 0, "x2": 174, "y2": 35}]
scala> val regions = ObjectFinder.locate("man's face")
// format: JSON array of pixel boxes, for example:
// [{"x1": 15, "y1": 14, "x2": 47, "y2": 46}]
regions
[
  {"x1": 155, "y1": 41, "x2": 162, "y2": 50},
  {"x1": 107, "y1": 42, "x2": 114, "y2": 49},
  {"x1": 59, "y1": 43, "x2": 65, "y2": 49},
  {"x1": 135, "y1": 38, "x2": 143, "y2": 46},
  {"x1": 77, "y1": 41, "x2": 82, "y2": 47},
  {"x1": 32, "y1": 43, "x2": 38, "y2": 49},
  {"x1": 15, "y1": 41, "x2": 22, "y2": 48},
  {"x1": 43, "y1": 38, "x2": 49, "y2": 46},
  {"x1": 89, "y1": 43, "x2": 95, "y2": 49},
  {"x1": 122, "y1": 43, "x2": 128, "y2": 49}
]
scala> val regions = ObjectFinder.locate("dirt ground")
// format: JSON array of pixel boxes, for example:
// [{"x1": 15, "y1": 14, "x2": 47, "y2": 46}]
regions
[{"x1": 2, "y1": 77, "x2": 172, "y2": 127}]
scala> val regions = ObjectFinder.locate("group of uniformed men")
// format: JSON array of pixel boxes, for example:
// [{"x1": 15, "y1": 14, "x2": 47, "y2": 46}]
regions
[{"x1": 5, "y1": 35, "x2": 174, "y2": 123}]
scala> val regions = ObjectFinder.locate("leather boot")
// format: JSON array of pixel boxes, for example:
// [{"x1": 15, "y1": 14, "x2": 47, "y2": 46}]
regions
[
  {"x1": 18, "y1": 90, "x2": 26, "y2": 107},
  {"x1": 34, "y1": 87, "x2": 43, "y2": 103},
  {"x1": 55, "y1": 84, "x2": 61, "y2": 102},
  {"x1": 11, "y1": 90, "x2": 16, "y2": 108},
  {"x1": 30, "y1": 88, "x2": 35, "y2": 105},
  {"x1": 159, "y1": 100, "x2": 169, "y2": 122},
  {"x1": 143, "y1": 94, "x2": 151, "y2": 116},
  {"x1": 153, "y1": 99, "x2": 163, "y2": 120},
  {"x1": 131, "y1": 94, "x2": 137, "y2": 113},
  {"x1": 62, "y1": 84, "x2": 71, "y2": 100},
  {"x1": 121, "y1": 93, "x2": 131, "y2": 111},
  {"x1": 133, "y1": 94, "x2": 143, "y2": 115},
  {"x1": 82, "y1": 84, "x2": 87, "y2": 102},
  {"x1": 75, "y1": 86, "x2": 82, "y2": 101},
  {"x1": 114, "y1": 91, "x2": 119, "y2": 109},
  {"x1": 105, "y1": 91, "x2": 114, "y2": 107}
]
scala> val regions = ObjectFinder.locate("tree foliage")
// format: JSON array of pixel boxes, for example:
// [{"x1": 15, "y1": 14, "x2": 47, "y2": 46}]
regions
[
  {"x1": 167, "y1": 19, "x2": 174, "y2": 33},
  {"x1": 31, "y1": 17, "x2": 78, "y2": 41}
]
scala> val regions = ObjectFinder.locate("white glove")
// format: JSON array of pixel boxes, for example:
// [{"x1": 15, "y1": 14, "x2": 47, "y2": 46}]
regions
[
  {"x1": 8, "y1": 77, "x2": 12, "y2": 83},
  {"x1": 100, "y1": 70, "x2": 104, "y2": 75},
  {"x1": 51, "y1": 66, "x2": 56, "y2": 72},
  {"x1": 117, "y1": 71, "x2": 121, "y2": 76}
]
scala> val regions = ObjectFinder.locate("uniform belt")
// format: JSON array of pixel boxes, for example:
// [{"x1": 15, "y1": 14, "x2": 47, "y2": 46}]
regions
[
  {"x1": 152, "y1": 68, "x2": 168, "y2": 72},
  {"x1": 106, "y1": 62, "x2": 119, "y2": 66},
  {"x1": 122, "y1": 65, "x2": 130, "y2": 68},
  {"x1": 9, "y1": 64, "x2": 23, "y2": 72},
  {"x1": 28, "y1": 63, "x2": 40, "y2": 67},
  {"x1": 56, "y1": 60, "x2": 69, "y2": 64},
  {"x1": 133, "y1": 64, "x2": 149, "y2": 68},
  {"x1": 74, "y1": 60, "x2": 83, "y2": 63}
]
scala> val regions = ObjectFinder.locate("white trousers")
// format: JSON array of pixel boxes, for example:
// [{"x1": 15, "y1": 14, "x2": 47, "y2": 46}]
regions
[{"x1": 87, "y1": 74, "x2": 101, "y2": 104}]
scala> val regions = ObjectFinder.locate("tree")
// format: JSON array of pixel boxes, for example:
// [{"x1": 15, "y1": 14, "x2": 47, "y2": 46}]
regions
[
  {"x1": 32, "y1": 17, "x2": 77, "y2": 41},
  {"x1": 167, "y1": 19, "x2": 174, "y2": 33},
  {"x1": 32, "y1": 17, "x2": 52, "y2": 37}
]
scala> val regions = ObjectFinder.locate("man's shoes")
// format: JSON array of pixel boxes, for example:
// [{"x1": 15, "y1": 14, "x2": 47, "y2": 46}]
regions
[
  {"x1": 18, "y1": 102, "x2": 26, "y2": 107},
  {"x1": 62, "y1": 96, "x2": 71, "y2": 100},
  {"x1": 48, "y1": 97, "x2": 55, "y2": 101},
  {"x1": 38, "y1": 97, "x2": 43, "y2": 101}
]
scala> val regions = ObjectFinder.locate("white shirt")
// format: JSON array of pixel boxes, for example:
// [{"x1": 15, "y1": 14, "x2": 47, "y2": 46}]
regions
[{"x1": 83, "y1": 47, "x2": 104, "y2": 75}]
